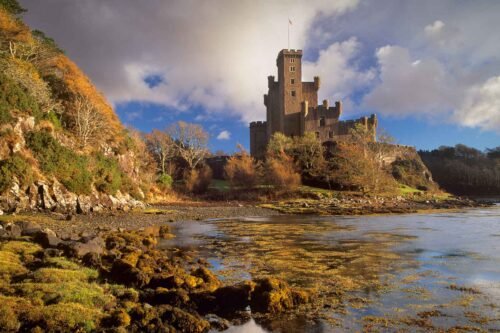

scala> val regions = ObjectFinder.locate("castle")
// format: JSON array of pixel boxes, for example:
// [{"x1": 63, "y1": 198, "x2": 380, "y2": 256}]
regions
[{"x1": 250, "y1": 49, "x2": 377, "y2": 158}]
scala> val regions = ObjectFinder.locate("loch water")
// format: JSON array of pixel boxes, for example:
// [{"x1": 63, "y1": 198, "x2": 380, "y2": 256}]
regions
[{"x1": 162, "y1": 205, "x2": 500, "y2": 332}]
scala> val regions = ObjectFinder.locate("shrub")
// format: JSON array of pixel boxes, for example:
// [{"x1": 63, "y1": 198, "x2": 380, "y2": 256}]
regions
[
  {"x1": 26, "y1": 131, "x2": 92, "y2": 194},
  {"x1": 265, "y1": 156, "x2": 301, "y2": 191},
  {"x1": 156, "y1": 173, "x2": 173, "y2": 191},
  {"x1": 0, "y1": 153, "x2": 33, "y2": 193},
  {"x1": 224, "y1": 151, "x2": 259, "y2": 189},
  {"x1": 92, "y1": 153, "x2": 123, "y2": 195},
  {"x1": 0, "y1": 72, "x2": 40, "y2": 121},
  {"x1": 184, "y1": 165, "x2": 212, "y2": 194}
]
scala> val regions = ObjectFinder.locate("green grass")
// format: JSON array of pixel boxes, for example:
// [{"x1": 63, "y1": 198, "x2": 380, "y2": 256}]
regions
[
  {"x1": 398, "y1": 184, "x2": 423, "y2": 195},
  {"x1": 209, "y1": 179, "x2": 231, "y2": 192}
]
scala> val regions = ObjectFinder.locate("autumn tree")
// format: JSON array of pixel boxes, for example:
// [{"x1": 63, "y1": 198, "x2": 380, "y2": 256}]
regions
[
  {"x1": 224, "y1": 145, "x2": 260, "y2": 189},
  {"x1": 144, "y1": 129, "x2": 176, "y2": 176},
  {"x1": 69, "y1": 94, "x2": 106, "y2": 147},
  {"x1": 167, "y1": 121, "x2": 208, "y2": 171}
]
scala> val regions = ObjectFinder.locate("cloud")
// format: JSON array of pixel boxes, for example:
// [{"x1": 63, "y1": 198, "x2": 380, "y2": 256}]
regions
[
  {"x1": 216, "y1": 130, "x2": 231, "y2": 140},
  {"x1": 19, "y1": 0, "x2": 500, "y2": 133},
  {"x1": 363, "y1": 45, "x2": 456, "y2": 117},
  {"x1": 454, "y1": 76, "x2": 500, "y2": 131},
  {"x1": 21, "y1": 0, "x2": 359, "y2": 123},
  {"x1": 303, "y1": 37, "x2": 375, "y2": 107}
]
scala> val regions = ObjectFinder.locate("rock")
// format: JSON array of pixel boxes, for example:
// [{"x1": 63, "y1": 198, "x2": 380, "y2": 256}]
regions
[
  {"x1": 191, "y1": 267, "x2": 221, "y2": 292},
  {"x1": 82, "y1": 252, "x2": 101, "y2": 268},
  {"x1": 110, "y1": 259, "x2": 151, "y2": 288},
  {"x1": 2, "y1": 223, "x2": 22, "y2": 238},
  {"x1": 159, "y1": 225, "x2": 172, "y2": 239},
  {"x1": 205, "y1": 314, "x2": 230, "y2": 331},
  {"x1": 0, "y1": 209, "x2": 3, "y2": 216},
  {"x1": 65, "y1": 214, "x2": 75, "y2": 221},
  {"x1": 15, "y1": 221, "x2": 42, "y2": 237},
  {"x1": 150, "y1": 288, "x2": 190, "y2": 307},
  {"x1": 61, "y1": 236, "x2": 104, "y2": 258},
  {"x1": 250, "y1": 277, "x2": 309, "y2": 314},
  {"x1": 34, "y1": 228, "x2": 61, "y2": 248}
]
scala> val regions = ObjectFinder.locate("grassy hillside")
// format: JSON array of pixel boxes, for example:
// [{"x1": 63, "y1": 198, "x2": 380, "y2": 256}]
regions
[{"x1": 0, "y1": 1, "x2": 155, "y2": 211}]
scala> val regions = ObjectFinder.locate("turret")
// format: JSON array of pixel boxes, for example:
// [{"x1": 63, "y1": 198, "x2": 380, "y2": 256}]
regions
[{"x1": 314, "y1": 76, "x2": 320, "y2": 90}]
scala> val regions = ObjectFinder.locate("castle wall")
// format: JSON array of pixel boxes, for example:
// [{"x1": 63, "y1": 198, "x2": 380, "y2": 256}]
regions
[{"x1": 249, "y1": 121, "x2": 267, "y2": 159}]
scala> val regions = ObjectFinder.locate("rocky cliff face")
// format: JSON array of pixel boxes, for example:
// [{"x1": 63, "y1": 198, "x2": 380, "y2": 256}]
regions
[{"x1": 0, "y1": 4, "x2": 152, "y2": 214}]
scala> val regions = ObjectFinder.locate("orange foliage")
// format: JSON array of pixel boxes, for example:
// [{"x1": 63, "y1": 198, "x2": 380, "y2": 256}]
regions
[{"x1": 50, "y1": 54, "x2": 123, "y2": 140}]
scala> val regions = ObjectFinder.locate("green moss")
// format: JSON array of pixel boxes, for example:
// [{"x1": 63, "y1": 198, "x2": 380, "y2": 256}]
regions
[
  {"x1": 42, "y1": 110, "x2": 62, "y2": 129},
  {"x1": 0, "y1": 250, "x2": 27, "y2": 277},
  {"x1": 0, "y1": 240, "x2": 42, "y2": 258},
  {"x1": 0, "y1": 154, "x2": 34, "y2": 193},
  {"x1": 40, "y1": 303, "x2": 102, "y2": 332},
  {"x1": 26, "y1": 131, "x2": 92, "y2": 194},
  {"x1": 43, "y1": 256, "x2": 81, "y2": 270},
  {"x1": 32, "y1": 267, "x2": 98, "y2": 283},
  {"x1": 13, "y1": 281, "x2": 114, "y2": 308}
]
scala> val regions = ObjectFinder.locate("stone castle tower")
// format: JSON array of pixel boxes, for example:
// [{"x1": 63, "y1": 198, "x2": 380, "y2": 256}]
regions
[{"x1": 250, "y1": 49, "x2": 377, "y2": 158}]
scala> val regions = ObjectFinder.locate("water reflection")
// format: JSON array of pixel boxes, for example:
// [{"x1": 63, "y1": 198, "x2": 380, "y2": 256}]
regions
[{"x1": 162, "y1": 207, "x2": 500, "y2": 331}]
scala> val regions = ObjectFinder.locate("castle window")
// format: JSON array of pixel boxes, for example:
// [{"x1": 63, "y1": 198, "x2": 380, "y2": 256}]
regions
[
  {"x1": 291, "y1": 90, "x2": 296, "y2": 97},
  {"x1": 290, "y1": 66, "x2": 296, "y2": 72},
  {"x1": 320, "y1": 116, "x2": 326, "y2": 127},
  {"x1": 329, "y1": 131, "x2": 334, "y2": 139},
  {"x1": 290, "y1": 58, "x2": 295, "y2": 63},
  {"x1": 290, "y1": 78, "x2": 295, "y2": 84}
]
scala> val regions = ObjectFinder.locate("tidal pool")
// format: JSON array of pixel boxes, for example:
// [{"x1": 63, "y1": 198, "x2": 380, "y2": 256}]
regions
[{"x1": 162, "y1": 205, "x2": 500, "y2": 332}]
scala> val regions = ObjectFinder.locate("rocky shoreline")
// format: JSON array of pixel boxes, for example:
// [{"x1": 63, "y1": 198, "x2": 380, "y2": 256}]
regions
[{"x1": 0, "y1": 220, "x2": 309, "y2": 332}]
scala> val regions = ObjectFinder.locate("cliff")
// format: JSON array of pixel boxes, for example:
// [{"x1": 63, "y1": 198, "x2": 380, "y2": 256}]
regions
[{"x1": 0, "y1": 4, "x2": 154, "y2": 214}]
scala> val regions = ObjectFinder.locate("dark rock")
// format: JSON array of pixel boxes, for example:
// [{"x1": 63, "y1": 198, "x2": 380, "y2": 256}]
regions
[
  {"x1": 150, "y1": 288, "x2": 190, "y2": 307},
  {"x1": 110, "y1": 259, "x2": 151, "y2": 288},
  {"x1": 82, "y1": 252, "x2": 101, "y2": 268},
  {"x1": 205, "y1": 314, "x2": 230, "y2": 331},
  {"x1": 15, "y1": 221, "x2": 42, "y2": 237},
  {"x1": 159, "y1": 305, "x2": 210, "y2": 333},
  {"x1": 191, "y1": 267, "x2": 221, "y2": 292},
  {"x1": 34, "y1": 228, "x2": 61, "y2": 248},
  {"x1": 65, "y1": 214, "x2": 75, "y2": 221},
  {"x1": 147, "y1": 273, "x2": 184, "y2": 289}
]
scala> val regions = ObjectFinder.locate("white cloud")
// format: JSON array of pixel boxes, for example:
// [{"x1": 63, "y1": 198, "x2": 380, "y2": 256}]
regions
[
  {"x1": 22, "y1": 0, "x2": 360, "y2": 123},
  {"x1": 363, "y1": 45, "x2": 456, "y2": 117},
  {"x1": 424, "y1": 20, "x2": 445, "y2": 36},
  {"x1": 303, "y1": 37, "x2": 375, "y2": 107},
  {"x1": 454, "y1": 76, "x2": 500, "y2": 131},
  {"x1": 216, "y1": 130, "x2": 231, "y2": 140}
]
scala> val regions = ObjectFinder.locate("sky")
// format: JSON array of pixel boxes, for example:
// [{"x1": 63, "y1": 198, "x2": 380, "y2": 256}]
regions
[{"x1": 20, "y1": 0, "x2": 500, "y2": 153}]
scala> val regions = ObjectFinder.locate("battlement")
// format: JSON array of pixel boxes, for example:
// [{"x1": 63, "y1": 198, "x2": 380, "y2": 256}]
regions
[{"x1": 250, "y1": 121, "x2": 266, "y2": 128}]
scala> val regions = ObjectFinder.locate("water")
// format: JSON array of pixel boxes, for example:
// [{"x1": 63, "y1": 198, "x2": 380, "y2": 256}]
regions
[{"x1": 162, "y1": 205, "x2": 500, "y2": 332}]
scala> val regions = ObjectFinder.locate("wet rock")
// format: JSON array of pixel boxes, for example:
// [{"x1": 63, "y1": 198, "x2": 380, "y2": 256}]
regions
[
  {"x1": 148, "y1": 273, "x2": 185, "y2": 289},
  {"x1": 159, "y1": 225, "x2": 172, "y2": 239},
  {"x1": 191, "y1": 267, "x2": 221, "y2": 292},
  {"x1": 159, "y1": 305, "x2": 210, "y2": 333},
  {"x1": 250, "y1": 277, "x2": 309, "y2": 314},
  {"x1": 34, "y1": 228, "x2": 61, "y2": 248},
  {"x1": 205, "y1": 314, "x2": 230, "y2": 331},
  {"x1": 194, "y1": 282, "x2": 254, "y2": 315}
]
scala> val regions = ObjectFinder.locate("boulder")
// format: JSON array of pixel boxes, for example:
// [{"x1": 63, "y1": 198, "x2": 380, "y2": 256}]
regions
[
  {"x1": 16, "y1": 221, "x2": 42, "y2": 237},
  {"x1": 34, "y1": 228, "x2": 61, "y2": 248},
  {"x1": 250, "y1": 277, "x2": 309, "y2": 314},
  {"x1": 60, "y1": 236, "x2": 104, "y2": 258}
]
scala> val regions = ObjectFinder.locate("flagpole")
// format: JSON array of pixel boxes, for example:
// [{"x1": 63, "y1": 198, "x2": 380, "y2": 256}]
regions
[{"x1": 288, "y1": 20, "x2": 290, "y2": 50}]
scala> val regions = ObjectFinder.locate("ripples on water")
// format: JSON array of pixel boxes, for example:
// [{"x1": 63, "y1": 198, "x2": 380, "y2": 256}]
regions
[{"x1": 162, "y1": 205, "x2": 500, "y2": 332}]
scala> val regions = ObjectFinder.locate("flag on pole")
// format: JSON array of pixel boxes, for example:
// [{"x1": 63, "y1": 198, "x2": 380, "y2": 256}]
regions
[{"x1": 289, "y1": 18, "x2": 293, "y2": 25}]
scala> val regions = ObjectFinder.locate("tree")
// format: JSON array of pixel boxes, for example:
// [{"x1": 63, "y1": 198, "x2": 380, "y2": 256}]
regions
[
  {"x1": 0, "y1": 0, "x2": 26, "y2": 16},
  {"x1": 224, "y1": 145, "x2": 260, "y2": 189},
  {"x1": 167, "y1": 121, "x2": 208, "y2": 170},
  {"x1": 144, "y1": 129, "x2": 176, "y2": 175},
  {"x1": 69, "y1": 94, "x2": 106, "y2": 146},
  {"x1": 266, "y1": 132, "x2": 293, "y2": 159},
  {"x1": 290, "y1": 132, "x2": 325, "y2": 177}
]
